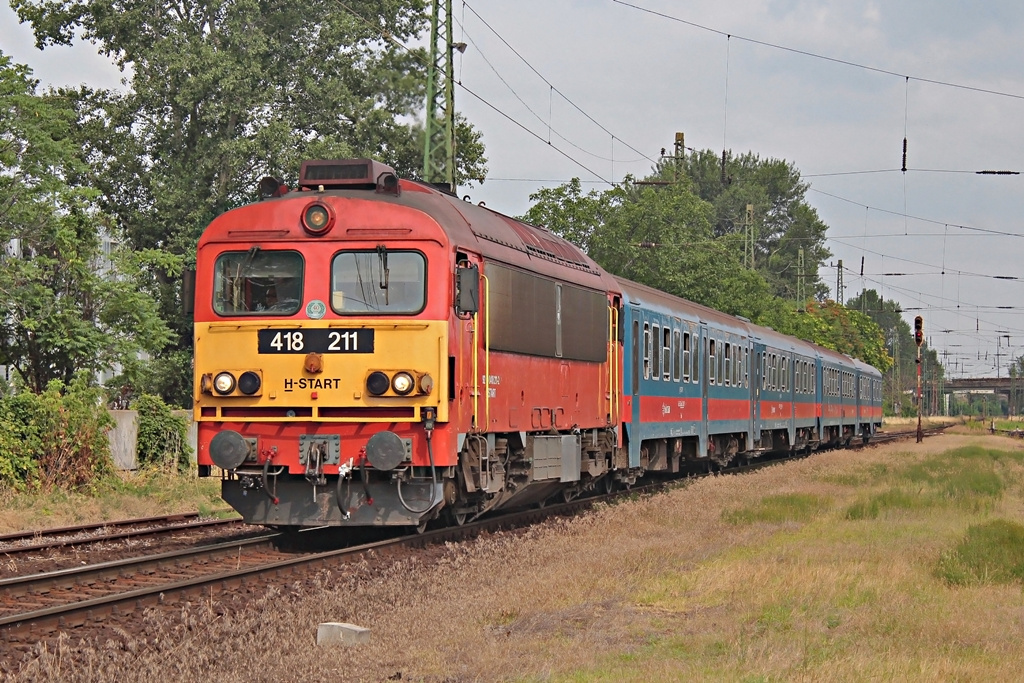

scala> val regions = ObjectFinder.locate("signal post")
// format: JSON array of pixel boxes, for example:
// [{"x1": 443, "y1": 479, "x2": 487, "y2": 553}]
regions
[{"x1": 915, "y1": 316, "x2": 924, "y2": 443}]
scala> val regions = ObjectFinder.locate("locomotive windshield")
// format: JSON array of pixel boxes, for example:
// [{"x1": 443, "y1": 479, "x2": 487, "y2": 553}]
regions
[
  {"x1": 212, "y1": 249, "x2": 304, "y2": 316},
  {"x1": 331, "y1": 249, "x2": 425, "y2": 314}
]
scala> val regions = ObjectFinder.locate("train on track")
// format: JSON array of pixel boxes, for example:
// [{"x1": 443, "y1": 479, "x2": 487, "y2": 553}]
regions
[{"x1": 191, "y1": 157, "x2": 883, "y2": 529}]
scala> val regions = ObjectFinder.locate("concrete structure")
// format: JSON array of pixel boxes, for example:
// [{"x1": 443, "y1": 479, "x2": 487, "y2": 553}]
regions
[
  {"x1": 106, "y1": 409, "x2": 198, "y2": 470},
  {"x1": 316, "y1": 622, "x2": 371, "y2": 647}
]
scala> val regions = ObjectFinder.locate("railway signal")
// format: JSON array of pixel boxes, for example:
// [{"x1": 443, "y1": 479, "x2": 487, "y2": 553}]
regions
[{"x1": 914, "y1": 316, "x2": 923, "y2": 442}]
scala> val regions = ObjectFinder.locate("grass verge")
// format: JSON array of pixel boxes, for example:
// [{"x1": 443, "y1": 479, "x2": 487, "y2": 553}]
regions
[{"x1": 0, "y1": 469, "x2": 226, "y2": 532}]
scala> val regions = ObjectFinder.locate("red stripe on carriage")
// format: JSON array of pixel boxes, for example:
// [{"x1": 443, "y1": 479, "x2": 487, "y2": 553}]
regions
[
  {"x1": 759, "y1": 402, "x2": 794, "y2": 420},
  {"x1": 794, "y1": 402, "x2": 816, "y2": 419},
  {"x1": 638, "y1": 396, "x2": 703, "y2": 422},
  {"x1": 707, "y1": 398, "x2": 751, "y2": 421}
]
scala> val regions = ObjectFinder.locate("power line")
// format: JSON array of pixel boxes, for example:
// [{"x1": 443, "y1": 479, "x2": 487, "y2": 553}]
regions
[
  {"x1": 332, "y1": 0, "x2": 615, "y2": 185},
  {"x1": 811, "y1": 187, "x2": 1024, "y2": 239},
  {"x1": 805, "y1": 168, "x2": 1020, "y2": 178},
  {"x1": 462, "y1": 1, "x2": 657, "y2": 166},
  {"x1": 611, "y1": 0, "x2": 1024, "y2": 101},
  {"x1": 457, "y1": 26, "x2": 646, "y2": 164}
]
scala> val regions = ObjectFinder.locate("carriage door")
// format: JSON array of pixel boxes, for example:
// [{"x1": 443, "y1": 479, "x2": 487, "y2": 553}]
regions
[
  {"x1": 700, "y1": 323, "x2": 710, "y2": 452},
  {"x1": 748, "y1": 339, "x2": 758, "y2": 450},
  {"x1": 632, "y1": 316, "x2": 641, "y2": 425},
  {"x1": 752, "y1": 340, "x2": 763, "y2": 449}
]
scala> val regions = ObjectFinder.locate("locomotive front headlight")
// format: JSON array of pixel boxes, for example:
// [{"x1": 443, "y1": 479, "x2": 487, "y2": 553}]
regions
[
  {"x1": 366, "y1": 371, "x2": 390, "y2": 396},
  {"x1": 214, "y1": 372, "x2": 237, "y2": 395},
  {"x1": 391, "y1": 371, "x2": 414, "y2": 396},
  {"x1": 238, "y1": 371, "x2": 261, "y2": 395},
  {"x1": 301, "y1": 201, "x2": 334, "y2": 235}
]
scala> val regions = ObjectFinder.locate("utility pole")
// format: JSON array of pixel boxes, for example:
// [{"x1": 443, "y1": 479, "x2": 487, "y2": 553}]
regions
[
  {"x1": 836, "y1": 260, "x2": 844, "y2": 304},
  {"x1": 892, "y1": 333, "x2": 900, "y2": 416},
  {"x1": 915, "y1": 315, "x2": 924, "y2": 442},
  {"x1": 744, "y1": 204, "x2": 755, "y2": 269},
  {"x1": 796, "y1": 247, "x2": 806, "y2": 305},
  {"x1": 674, "y1": 131, "x2": 685, "y2": 181},
  {"x1": 423, "y1": 0, "x2": 460, "y2": 192}
]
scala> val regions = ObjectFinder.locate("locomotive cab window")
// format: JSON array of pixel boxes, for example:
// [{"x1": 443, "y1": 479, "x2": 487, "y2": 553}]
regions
[
  {"x1": 213, "y1": 249, "x2": 303, "y2": 316},
  {"x1": 331, "y1": 250, "x2": 426, "y2": 314}
]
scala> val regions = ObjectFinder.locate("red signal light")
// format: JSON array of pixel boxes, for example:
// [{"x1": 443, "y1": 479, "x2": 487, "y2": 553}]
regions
[{"x1": 914, "y1": 316, "x2": 923, "y2": 347}]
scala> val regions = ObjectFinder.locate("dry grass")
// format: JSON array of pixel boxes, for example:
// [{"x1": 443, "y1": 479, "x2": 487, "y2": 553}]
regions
[
  {"x1": 0, "y1": 470, "x2": 225, "y2": 533},
  {"x1": 11, "y1": 433, "x2": 1024, "y2": 682}
]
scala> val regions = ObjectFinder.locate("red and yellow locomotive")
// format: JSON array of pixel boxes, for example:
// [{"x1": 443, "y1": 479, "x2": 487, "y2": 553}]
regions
[{"x1": 194, "y1": 159, "x2": 623, "y2": 528}]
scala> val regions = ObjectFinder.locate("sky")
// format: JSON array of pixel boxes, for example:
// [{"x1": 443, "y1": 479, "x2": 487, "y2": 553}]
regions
[{"x1": 3, "y1": 0, "x2": 1024, "y2": 379}]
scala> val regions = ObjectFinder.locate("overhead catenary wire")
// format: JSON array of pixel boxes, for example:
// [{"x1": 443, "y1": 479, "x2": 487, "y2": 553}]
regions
[
  {"x1": 456, "y1": 25, "x2": 647, "y2": 164},
  {"x1": 462, "y1": 1, "x2": 657, "y2": 166},
  {"x1": 333, "y1": 0, "x2": 616, "y2": 185},
  {"x1": 610, "y1": 0, "x2": 1024, "y2": 102}
]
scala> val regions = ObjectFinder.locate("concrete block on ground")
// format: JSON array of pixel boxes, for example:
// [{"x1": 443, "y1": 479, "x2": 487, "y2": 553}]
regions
[{"x1": 317, "y1": 622, "x2": 371, "y2": 647}]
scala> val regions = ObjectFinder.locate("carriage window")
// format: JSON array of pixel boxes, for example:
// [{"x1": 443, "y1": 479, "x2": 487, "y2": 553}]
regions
[
  {"x1": 643, "y1": 323, "x2": 651, "y2": 380},
  {"x1": 718, "y1": 339, "x2": 725, "y2": 386},
  {"x1": 331, "y1": 250, "x2": 425, "y2": 314},
  {"x1": 724, "y1": 343, "x2": 732, "y2": 386},
  {"x1": 652, "y1": 325, "x2": 661, "y2": 380},
  {"x1": 213, "y1": 249, "x2": 303, "y2": 316},
  {"x1": 683, "y1": 332, "x2": 691, "y2": 382},
  {"x1": 673, "y1": 330, "x2": 682, "y2": 382},
  {"x1": 781, "y1": 357, "x2": 787, "y2": 392},
  {"x1": 663, "y1": 328, "x2": 671, "y2": 381},
  {"x1": 709, "y1": 339, "x2": 717, "y2": 385}
]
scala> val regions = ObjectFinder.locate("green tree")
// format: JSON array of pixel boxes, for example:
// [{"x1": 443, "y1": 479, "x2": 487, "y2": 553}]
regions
[
  {"x1": 13, "y1": 0, "x2": 488, "y2": 404},
  {"x1": 522, "y1": 178, "x2": 611, "y2": 254},
  {"x1": 846, "y1": 289, "x2": 938, "y2": 413},
  {"x1": 523, "y1": 163, "x2": 890, "y2": 372},
  {"x1": 680, "y1": 149, "x2": 831, "y2": 301},
  {"x1": 0, "y1": 53, "x2": 170, "y2": 393}
]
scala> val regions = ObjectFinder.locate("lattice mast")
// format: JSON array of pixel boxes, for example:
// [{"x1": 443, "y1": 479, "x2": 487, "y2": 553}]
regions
[{"x1": 422, "y1": 0, "x2": 456, "y2": 192}]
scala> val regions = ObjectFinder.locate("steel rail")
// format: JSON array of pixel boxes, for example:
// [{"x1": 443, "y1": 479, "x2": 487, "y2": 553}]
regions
[
  {"x1": 0, "y1": 518, "x2": 245, "y2": 558},
  {"x1": 0, "y1": 424, "x2": 946, "y2": 642},
  {"x1": 0, "y1": 512, "x2": 203, "y2": 545}
]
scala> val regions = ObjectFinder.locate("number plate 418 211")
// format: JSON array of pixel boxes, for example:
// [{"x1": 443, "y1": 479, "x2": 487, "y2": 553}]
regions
[{"x1": 257, "y1": 328, "x2": 375, "y2": 354}]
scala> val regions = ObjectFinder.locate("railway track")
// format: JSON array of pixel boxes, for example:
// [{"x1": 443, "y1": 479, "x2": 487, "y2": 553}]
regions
[
  {"x1": 0, "y1": 512, "x2": 242, "y2": 558},
  {"x1": 0, "y1": 424, "x2": 945, "y2": 647}
]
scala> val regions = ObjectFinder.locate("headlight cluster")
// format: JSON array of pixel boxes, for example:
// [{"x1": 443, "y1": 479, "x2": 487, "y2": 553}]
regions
[
  {"x1": 366, "y1": 370, "x2": 432, "y2": 397},
  {"x1": 203, "y1": 370, "x2": 262, "y2": 396}
]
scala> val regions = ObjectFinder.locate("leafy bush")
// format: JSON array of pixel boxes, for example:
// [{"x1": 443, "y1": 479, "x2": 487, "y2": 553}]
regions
[
  {"x1": 0, "y1": 376, "x2": 114, "y2": 490},
  {"x1": 937, "y1": 520, "x2": 1024, "y2": 586},
  {"x1": 132, "y1": 394, "x2": 192, "y2": 471}
]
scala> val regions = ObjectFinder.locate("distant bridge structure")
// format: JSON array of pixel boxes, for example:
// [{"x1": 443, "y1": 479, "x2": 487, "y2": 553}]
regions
[{"x1": 944, "y1": 377, "x2": 1015, "y2": 397}]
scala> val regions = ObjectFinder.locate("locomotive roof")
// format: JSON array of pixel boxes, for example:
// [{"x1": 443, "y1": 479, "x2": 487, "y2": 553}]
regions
[
  {"x1": 398, "y1": 182, "x2": 619, "y2": 293},
  {"x1": 200, "y1": 168, "x2": 619, "y2": 296}
]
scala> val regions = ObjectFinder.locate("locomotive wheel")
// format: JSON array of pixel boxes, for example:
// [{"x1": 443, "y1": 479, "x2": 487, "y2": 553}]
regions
[
  {"x1": 602, "y1": 475, "x2": 616, "y2": 495},
  {"x1": 415, "y1": 519, "x2": 429, "y2": 534},
  {"x1": 446, "y1": 507, "x2": 468, "y2": 526},
  {"x1": 562, "y1": 488, "x2": 579, "y2": 503}
]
